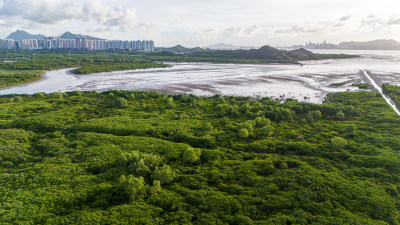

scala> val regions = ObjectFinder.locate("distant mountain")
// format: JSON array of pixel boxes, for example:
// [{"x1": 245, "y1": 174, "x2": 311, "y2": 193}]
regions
[
  {"x1": 60, "y1": 31, "x2": 103, "y2": 40},
  {"x1": 206, "y1": 43, "x2": 237, "y2": 50},
  {"x1": 241, "y1": 45, "x2": 287, "y2": 59},
  {"x1": 180, "y1": 45, "x2": 312, "y2": 60},
  {"x1": 206, "y1": 43, "x2": 256, "y2": 50},
  {"x1": 152, "y1": 45, "x2": 356, "y2": 62},
  {"x1": 155, "y1": 44, "x2": 260, "y2": 54},
  {"x1": 288, "y1": 48, "x2": 316, "y2": 58},
  {"x1": 185, "y1": 45, "x2": 356, "y2": 61},
  {"x1": 155, "y1": 45, "x2": 207, "y2": 53},
  {"x1": 6, "y1": 30, "x2": 46, "y2": 41},
  {"x1": 337, "y1": 39, "x2": 400, "y2": 50},
  {"x1": 5, "y1": 30, "x2": 104, "y2": 41}
]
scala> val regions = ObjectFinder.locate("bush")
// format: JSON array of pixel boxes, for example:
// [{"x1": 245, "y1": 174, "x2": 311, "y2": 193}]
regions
[
  {"x1": 33, "y1": 92, "x2": 45, "y2": 98},
  {"x1": 128, "y1": 93, "x2": 136, "y2": 100},
  {"x1": 346, "y1": 124, "x2": 356, "y2": 133},
  {"x1": 52, "y1": 92, "x2": 63, "y2": 99},
  {"x1": 331, "y1": 137, "x2": 348, "y2": 150},
  {"x1": 183, "y1": 148, "x2": 201, "y2": 163},
  {"x1": 237, "y1": 120, "x2": 255, "y2": 133},
  {"x1": 201, "y1": 123, "x2": 213, "y2": 132},
  {"x1": 166, "y1": 97, "x2": 176, "y2": 109},
  {"x1": 112, "y1": 97, "x2": 128, "y2": 108},
  {"x1": 335, "y1": 110, "x2": 345, "y2": 120},
  {"x1": 313, "y1": 110, "x2": 322, "y2": 120},
  {"x1": 13, "y1": 96, "x2": 23, "y2": 102},
  {"x1": 258, "y1": 125, "x2": 274, "y2": 137},
  {"x1": 119, "y1": 175, "x2": 148, "y2": 202},
  {"x1": 238, "y1": 128, "x2": 249, "y2": 139},
  {"x1": 152, "y1": 165, "x2": 174, "y2": 184},
  {"x1": 255, "y1": 117, "x2": 271, "y2": 128}
]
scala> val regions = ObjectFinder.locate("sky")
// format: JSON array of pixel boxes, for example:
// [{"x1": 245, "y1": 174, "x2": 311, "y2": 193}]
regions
[{"x1": 0, "y1": 0, "x2": 399, "y2": 47}]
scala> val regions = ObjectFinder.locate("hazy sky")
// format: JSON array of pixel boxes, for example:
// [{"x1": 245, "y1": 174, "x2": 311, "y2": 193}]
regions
[{"x1": 0, "y1": 0, "x2": 399, "y2": 47}]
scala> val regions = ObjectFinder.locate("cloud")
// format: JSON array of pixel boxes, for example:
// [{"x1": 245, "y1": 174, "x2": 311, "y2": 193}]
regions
[
  {"x1": 161, "y1": 28, "x2": 220, "y2": 43},
  {"x1": 339, "y1": 15, "x2": 351, "y2": 21},
  {"x1": 136, "y1": 23, "x2": 155, "y2": 31},
  {"x1": 83, "y1": 1, "x2": 136, "y2": 30},
  {"x1": 161, "y1": 29, "x2": 192, "y2": 41},
  {"x1": 388, "y1": 17, "x2": 400, "y2": 25},
  {"x1": 223, "y1": 25, "x2": 261, "y2": 38},
  {"x1": 202, "y1": 28, "x2": 219, "y2": 40},
  {"x1": 0, "y1": 0, "x2": 82, "y2": 24},
  {"x1": 0, "y1": 0, "x2": 136, "y2": 31},
  {"x1": 274, "y1": 24, "x2": 327, "y2": 34},
  {"x1": 86, "y1": 27, "x2": 111, "y2": 33},
  {"x1": 361, "y1": 17, "x2": 385, "y2": 27}
]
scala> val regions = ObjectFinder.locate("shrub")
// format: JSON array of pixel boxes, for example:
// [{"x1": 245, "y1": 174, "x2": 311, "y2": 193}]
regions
[
  {"x1": 238, "y1": 128, "x2": 249, "y2": 139},
  {"x1": 128, "y1": 93, "x2": 136, "y2": 100},
  {"x1": 152, "y1": 165, "x2": 174, "y2": 184},
  {"x1": 255, "y1": 117, "x2": 271, "y2": 128},
  {"x1": 346, "y1": 124, "x2": 356, "y2": 133},
  {"x1": 183, "y1": 148, "x2": 201, "y2": 163},
  {"x1": 13, "y1": 96, "x2": 23, "y2": 102},
  {"x1": 33, "y1": 92, "x2": 45, "y2": 98},
  {"x1": 313, "y1": 110, "x2": 322, "y2": 120},
  {"x1": 52, "y1": 92, "x2": 63, "y2": 99},
  {"x1": 166, "y1": 97, "x2": 176, "y2": 109},
  {"x1": 331, "y1": 137, "x2": 348, "y2": 150},
  {"x1": 335, "y1": 110, "x2": 345, "y2": 120},
  {"x1": 112, "y1": 97, "x2": 128, "y2": 108},
  {"x1": 258, "y1": 125, "x2": 274, "y2": 137}
]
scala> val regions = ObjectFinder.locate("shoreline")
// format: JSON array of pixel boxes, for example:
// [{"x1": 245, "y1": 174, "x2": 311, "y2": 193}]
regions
[
  {"x1": 0, "y1": 56, "x2": 352, "y2": 91},
  {"x1": 0, "y1": 71, "x2": 47, "y2": 91},
  {"x1": 0, "y1": 60, "x2": 391, "y2": 105},
  {"x1": 0, "y1": 62, "x2": 364, "y2": 103},
  {"x1": 0, "y1": 65, "x2": 168, "y2": 91}
]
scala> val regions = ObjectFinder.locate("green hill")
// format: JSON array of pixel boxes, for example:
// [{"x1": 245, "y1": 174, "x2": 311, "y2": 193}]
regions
[{"x1": 153, "y1": 45, "x2": 357, "y2": 63}]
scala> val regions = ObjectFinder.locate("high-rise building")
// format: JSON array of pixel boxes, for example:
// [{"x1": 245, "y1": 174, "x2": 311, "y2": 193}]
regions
[{"x1": 0, "y1": 36, "x2": 155, "y2": 51}]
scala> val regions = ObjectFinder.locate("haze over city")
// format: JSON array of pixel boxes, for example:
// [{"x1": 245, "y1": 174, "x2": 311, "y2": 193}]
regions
[{"x1": 0, "y1": 0, "x2": 400, "y2": 47}]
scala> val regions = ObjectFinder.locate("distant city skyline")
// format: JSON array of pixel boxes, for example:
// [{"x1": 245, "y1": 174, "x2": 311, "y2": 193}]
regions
[
  {"x1": 0, "y1": 35, "x2": 155, "y2": 51},
  {"x1": 0, "y1": 0, "x2": 400, "y2": 47}
]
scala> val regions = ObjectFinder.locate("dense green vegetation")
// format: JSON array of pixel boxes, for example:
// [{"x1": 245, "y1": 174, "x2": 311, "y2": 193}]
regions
[
  {"x1": 1, "y1": 89, "x2": 400, "y2": 224},
  {"x1": 330, "y1": 82, "x2": 370, "y2": 89},
  {"x1": 357, "y1": 83, "x2": 371, "y2": 89},
  {"x1": 0, "y1": 69, "x2": 44, "y2": 88},
  {"x1": 151, "y1": 46, "x2": 357, "y2": 64},
  {"x1": 329, "y1": 82, "x2": 345, "y2": 87},
  {"x1": 383, "y1": 84, "x2": 400, "y2": 108},
  {"x1": 0, "y1": 50, "x2": 167, "y2": 72}
]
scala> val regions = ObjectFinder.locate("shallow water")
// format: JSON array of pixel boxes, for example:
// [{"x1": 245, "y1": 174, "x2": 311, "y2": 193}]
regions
[{"x1": 1, "y1": 50, "x2": 400, "y2": 103}]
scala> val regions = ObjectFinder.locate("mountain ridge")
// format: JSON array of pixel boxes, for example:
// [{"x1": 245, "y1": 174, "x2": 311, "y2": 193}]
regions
[
  {"x1": 337, "y1": 39, "x2": 400, "y2": 50},
  {"x1": 5, "y1": 30, "x2": 104, "y2": 41},
  {"x1": 6, "y1": 30, "x2": 46, "y2": 41},
  {"x1": 60, "y1": 31, "x2": 103, "y2": 40}
]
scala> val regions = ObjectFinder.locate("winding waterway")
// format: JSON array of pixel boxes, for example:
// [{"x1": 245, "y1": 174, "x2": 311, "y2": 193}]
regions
[{"x1": 1, "y1": 50, "x2": 400, "y2": 106}]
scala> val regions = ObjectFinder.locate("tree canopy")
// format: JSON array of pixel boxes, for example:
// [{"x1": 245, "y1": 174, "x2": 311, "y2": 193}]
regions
[{"x1": 0, "y1": 89, "x2": 399, "y2": 224}]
